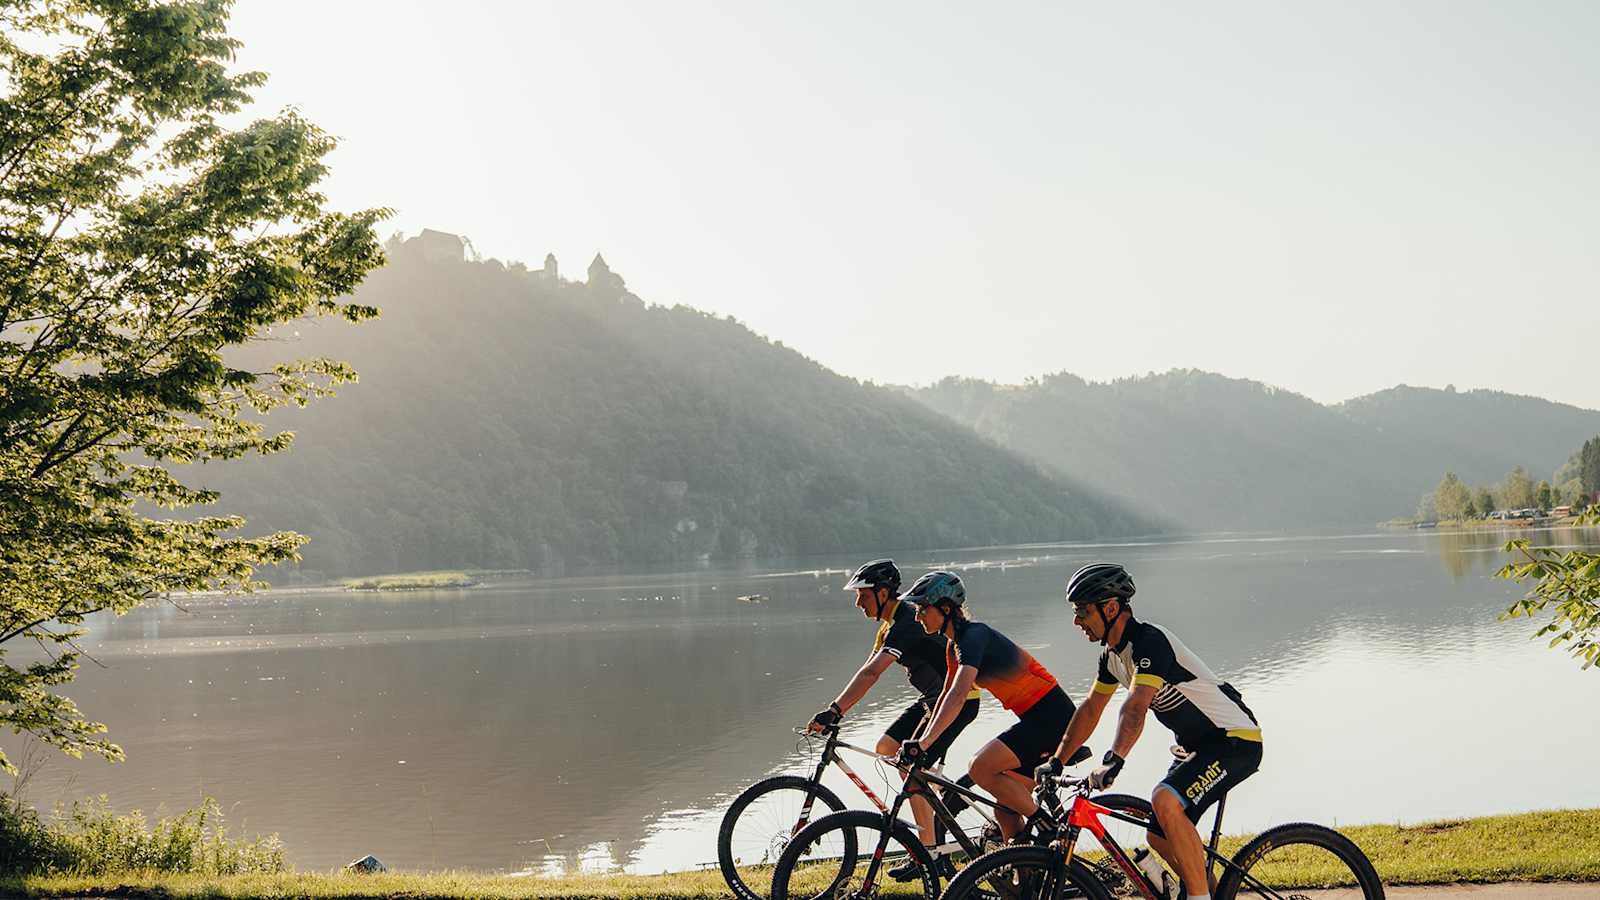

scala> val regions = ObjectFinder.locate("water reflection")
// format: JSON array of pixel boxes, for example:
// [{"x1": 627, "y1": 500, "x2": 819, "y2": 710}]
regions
[{"x1": 3, "y1": 528, "x2": 1597, "y2": 874}]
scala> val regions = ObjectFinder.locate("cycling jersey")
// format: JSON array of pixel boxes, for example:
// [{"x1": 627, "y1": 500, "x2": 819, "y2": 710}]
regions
[
  {"x1": 948, "y1": 621, "x2": 1059, "y2": 714},
  {"x1": 1093, "y1": 618, "x2": 1260, "y2": 749},
  {"x1": 873, "y1": 599, "x2": 975, "y2": 701}
]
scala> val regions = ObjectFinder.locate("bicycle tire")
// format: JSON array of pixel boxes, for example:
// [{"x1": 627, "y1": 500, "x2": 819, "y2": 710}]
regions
[
  {"x1": 942, "y1": 844, "x2": 1115, "y2": 900},
  {"x1": 718, "y1": 775, "x2": 851, "y2": 900},
  {"x1": 771, "y1": 809, "x2": 938, "y2": 900},
  {"x1": 1216, "y1": 822, "x2": 1384, "y2": 900}
]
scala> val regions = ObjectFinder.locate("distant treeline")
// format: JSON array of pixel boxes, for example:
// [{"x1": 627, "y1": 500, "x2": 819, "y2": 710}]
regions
[
  {"x1": 1418, "y1": 437, "x2": 1600, "y2": 521},
  {"x1": 205, "y1": 234, "x2": 1145, "y2": 578}
]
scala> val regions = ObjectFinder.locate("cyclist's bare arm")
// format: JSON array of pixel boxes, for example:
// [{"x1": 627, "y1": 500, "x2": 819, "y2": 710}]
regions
[
  {"x1": 1049, "y1": 685, "x2": 1111, "y2": 765},
  {"x1": 832, "y1": 650, "x2": 896, "y2": 714},
  {"x1": 806, "y1": 651, "x2": 897, "y2": 733},
  {"x1": 1110, "y1": 683, "x2": 1158, "y2": 757},
  {"x1": 917, "y1": 664, "x2": 978, "y2": 747}
]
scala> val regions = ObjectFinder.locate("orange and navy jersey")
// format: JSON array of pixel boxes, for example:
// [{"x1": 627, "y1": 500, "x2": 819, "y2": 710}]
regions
[{"x1": 947, "y1": 622, "x2": 1058, "y2": 714}]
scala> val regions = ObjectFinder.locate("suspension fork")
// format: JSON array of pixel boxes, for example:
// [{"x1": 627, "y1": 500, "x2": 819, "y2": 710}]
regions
[{"x1": 790, "y1": 732, "x2": 839, "y2": 836}]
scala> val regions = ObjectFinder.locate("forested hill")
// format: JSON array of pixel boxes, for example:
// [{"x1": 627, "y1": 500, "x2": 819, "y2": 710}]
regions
[
  {"x1": 1335, "y1": 385, "x2": 1600, "y2": 489},
  {"x1": 909, "y1": 372, "x2": 1600, "y2": 530},
  {"x1": 205, "y1": 233, "x2": 1146, "y2": 578}
]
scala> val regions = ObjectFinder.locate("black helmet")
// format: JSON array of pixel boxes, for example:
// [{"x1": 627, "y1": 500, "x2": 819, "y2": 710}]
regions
[
  {"x1": 845, "y1": 559, "x2": 901, "y2": 592},
  {"x1": 900, "y1": 570, "x2": 966, "y2": 608},
  {"x1": 1065, "y1": 563, "x2": 1135, "y2": 606}
]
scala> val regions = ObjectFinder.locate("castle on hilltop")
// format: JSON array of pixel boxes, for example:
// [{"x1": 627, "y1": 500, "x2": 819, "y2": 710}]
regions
[{"x1": 394, "y1": 231, "x2": 631, "y2": 298}]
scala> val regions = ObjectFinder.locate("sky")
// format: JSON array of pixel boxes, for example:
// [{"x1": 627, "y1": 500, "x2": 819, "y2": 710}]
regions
[{"x1": 228, "y1": 0, "x2": 1600, "y2": 408}]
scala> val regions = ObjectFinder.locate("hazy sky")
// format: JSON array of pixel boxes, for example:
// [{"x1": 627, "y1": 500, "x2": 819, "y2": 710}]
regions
[{"x1": 230, "y1": 1, "x2": 1599, "y2": 408}]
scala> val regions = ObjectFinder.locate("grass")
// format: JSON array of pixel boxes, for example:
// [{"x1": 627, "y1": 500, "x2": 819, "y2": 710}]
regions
[
  {"x1": 5, "y1": 808, "x2": 1599, "y2": 898},
  {"x1": 1, "y1": 794, "x2": 285, "y2": 879},
  {"x1": 339, "y1": 571, "x2": 478, "y2": 591}
]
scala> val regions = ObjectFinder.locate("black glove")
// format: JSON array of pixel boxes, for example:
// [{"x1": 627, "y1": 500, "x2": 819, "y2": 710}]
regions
[
  {"x1": 1032, "y1": 755, "x2": 1064, "y2": 784},
  {"x1": 808, "y1": 703, "x2": 842, "y2": 732},
  {"x1": 1088, "y1": 751, "x2": 1125, "y2": 790},
  {"x1": 896, "y1": 739, "x2": 928, "y2": 768}
]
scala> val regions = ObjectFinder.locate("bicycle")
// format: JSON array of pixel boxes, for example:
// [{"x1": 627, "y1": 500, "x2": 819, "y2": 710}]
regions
[
  {"x1": 718, "y1": 723, "x2": 920, "y2": 900},
  {"x1": 768, "y1": 743, "x2": 1152, "y2": 900},
  {"x1": 939, "y1": 770, "x2": 1384, "y2": 900}
]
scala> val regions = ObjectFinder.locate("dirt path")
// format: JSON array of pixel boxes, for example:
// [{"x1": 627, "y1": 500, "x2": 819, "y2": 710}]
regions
[{"x1": 1303, "y1": 885, "x2": 1600, "y2": 900}]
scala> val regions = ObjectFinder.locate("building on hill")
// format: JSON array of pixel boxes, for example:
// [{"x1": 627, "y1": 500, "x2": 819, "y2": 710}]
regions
[
  {"x1": 587, "y1": 252, "x2": 629, "y2": 299},
  {"x1": 542, "y1": 253, "x2": 559, "y2": 282},
  {"x1": 410, "y1": 229, "x2": 466, "y2": 264}
]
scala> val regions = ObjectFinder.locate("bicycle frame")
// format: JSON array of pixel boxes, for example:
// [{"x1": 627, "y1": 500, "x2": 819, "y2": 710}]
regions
[
  {"x1": 792, "y1": 726, "x2": 893, "y2": 834},
  {"x1": 1052, "y1": 786, "x2": 1292, "y2": 900},
  {"x1": 841, "y1": 755, "x2": 1048, "y2": 896}
]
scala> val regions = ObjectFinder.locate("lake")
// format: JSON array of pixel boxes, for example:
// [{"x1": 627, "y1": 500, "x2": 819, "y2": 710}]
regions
[{"x1": 4, "y1": 526, "x2": 1598, "y2": 874}]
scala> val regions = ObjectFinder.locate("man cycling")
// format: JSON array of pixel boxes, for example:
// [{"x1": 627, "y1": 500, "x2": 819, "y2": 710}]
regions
[
  {"x1": 896, "y1": 570, "x2": 1077, "y2": 842},
  {"x1": 1039, "y1": 563, "x2": 1262, "y2": 900},
  {"x1": 806, "y1": 559, "x2": 980, "y2": 872}
]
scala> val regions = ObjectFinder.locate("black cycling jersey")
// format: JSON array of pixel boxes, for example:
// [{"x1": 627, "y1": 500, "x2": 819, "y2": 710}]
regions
[
  {"x1": 1093, "y1": 617, "x2": 1260, "y2": 750},
  {"x1": 872, "y1": 598, "x2": 955, "y2": 701}
]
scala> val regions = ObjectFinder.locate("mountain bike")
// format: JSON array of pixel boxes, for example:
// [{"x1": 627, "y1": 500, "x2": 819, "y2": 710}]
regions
[
  {"x1": 939, "y1": 770, "x2": 1384, "y2": 900},
  {"x1": 767, "y1": 744, "x2": 1152, "y2": 900},
  {"x1": 718, "y1": 724, "x2": 912, "y2": 900}
]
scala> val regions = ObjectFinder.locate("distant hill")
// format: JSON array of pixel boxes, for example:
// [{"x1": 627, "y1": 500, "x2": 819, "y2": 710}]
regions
[
  {"x1": 909, "y1": 371, "x2": 1600, "y2": 529},
  {"x1": 1335, "y1": 385, "x2": 1600, "y2": 489},
  {"x1": 203, "y1": 233, "x2": 1146, "y2": 577}
]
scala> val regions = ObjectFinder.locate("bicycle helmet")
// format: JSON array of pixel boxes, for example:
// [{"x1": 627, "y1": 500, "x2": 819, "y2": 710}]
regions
[
  {"x1": 900, "y1": 570, "x2": 966, "y2": 608},
  {"x1": 844, "y1": 559, "x2": 901, "y2": 592},
  {"x1": 1064, "y1": 563, "x2": 1135, "y2": 606}
]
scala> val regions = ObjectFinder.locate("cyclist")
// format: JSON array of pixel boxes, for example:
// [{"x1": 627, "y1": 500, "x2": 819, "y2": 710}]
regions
[
  {"x1": 1038, "y1": 563, "x2": 1262, "y2": 900},
  {"x1": 897, "y1": 570, "x2": 1077, "y2": 842},
  {"x1": 805, "y1": 559, "x2": 981, "y2": 872}
]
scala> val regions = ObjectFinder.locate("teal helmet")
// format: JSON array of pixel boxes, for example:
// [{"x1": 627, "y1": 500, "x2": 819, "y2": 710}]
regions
[{"x1": 900, "y1": 570, "x2": 966, "y2": 608}]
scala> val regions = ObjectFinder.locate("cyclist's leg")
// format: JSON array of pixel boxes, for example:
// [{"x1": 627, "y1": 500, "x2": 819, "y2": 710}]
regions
[
  {"x1": 975, "y1": 686, "x2": 1074, "y2": 839},
  {"x1": 881, "y1": 700, "x2": 935, "y2": 844},
  {"x1": 1149, "y1": 737, "x2": 1263, "y2": 897},
  {"x1": 917, "y1": 696, "x2": 980, "y2": 840},
  {"x1": 968, "y1": 738, "x2": 1028, "y2": 838}
]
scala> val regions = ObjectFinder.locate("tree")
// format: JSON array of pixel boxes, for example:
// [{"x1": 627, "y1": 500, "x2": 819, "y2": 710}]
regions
[
  {"x1": 1535, "y1": 480, "x2": 1554, "y2": 511},
  {"x1": 1582, "y1": 437, "x2": 1600, "y2": 496},
  {"x1": 1501, "y1": 510, "x2": 1600, "y2": 670},
  {"x1": 1499, "y1": 466, "x2": 1536, "y2": 510},
  {"x1": 1476, "y1": 487, "x2": 1497, "y2": 518},
  {"x1": 1430, "y1": 471, "x2": 1472, "y2": 521},
  {"x1": 0, "y1": 0, "x2": 386, "y2": 773}
]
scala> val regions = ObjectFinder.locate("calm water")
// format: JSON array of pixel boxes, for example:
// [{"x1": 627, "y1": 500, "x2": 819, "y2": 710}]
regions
[{"x1": 5, "y1": 527, "x2": 1598, "y2": 874}]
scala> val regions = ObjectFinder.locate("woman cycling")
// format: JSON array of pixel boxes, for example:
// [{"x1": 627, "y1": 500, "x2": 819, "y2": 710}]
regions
[{"x1": 897, "y1": 570, "x2": 1077, "y2": 840}]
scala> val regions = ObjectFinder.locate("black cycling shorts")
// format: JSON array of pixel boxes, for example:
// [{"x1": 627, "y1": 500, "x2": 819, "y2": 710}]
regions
[
  {"x1": 884, "y1": 696, "x2": 979, "y2": 765},
  {"x1": 1158, "y1": 736, "x2": 1263, "y2": 823},
  {"x1": 997, "y1": 685, "x2": 1076, "y2": 776}
]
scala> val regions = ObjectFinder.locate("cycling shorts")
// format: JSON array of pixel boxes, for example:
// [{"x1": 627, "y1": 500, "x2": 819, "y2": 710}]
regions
[
  {"x1": 996, "y1": 685, "x2": 1075, "y2": 776},
  {"x1": 1158, "y1": 736, "x2": 1263, "y2": 823},
  {"x1": 885, "y1": 696, "x2": 979, "y2": 765}
]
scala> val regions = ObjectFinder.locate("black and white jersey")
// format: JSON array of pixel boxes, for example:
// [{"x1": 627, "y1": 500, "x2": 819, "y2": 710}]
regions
[{"x1": 1093, "y1": 618, "x2": 1260, "y2": 749}]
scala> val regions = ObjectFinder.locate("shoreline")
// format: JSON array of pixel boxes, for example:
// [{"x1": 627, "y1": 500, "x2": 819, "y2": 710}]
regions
[{"x1": 7, "y1": 807, "x2": 1598, "y2": 899}]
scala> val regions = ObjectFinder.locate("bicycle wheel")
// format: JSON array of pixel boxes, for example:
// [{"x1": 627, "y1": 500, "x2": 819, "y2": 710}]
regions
[
  {"x1": 772, "y1": 809, "x2": 938, "y2": 900},
  {"x1": 1216, "y1": 822, "x2": 1385, "y2": 900},
  {"x1": 718, "y1": 775, "x2": 851, "y2": 900},
  {"x1": 942, "y1": 844, "x2": 1114, "y2": 900}
]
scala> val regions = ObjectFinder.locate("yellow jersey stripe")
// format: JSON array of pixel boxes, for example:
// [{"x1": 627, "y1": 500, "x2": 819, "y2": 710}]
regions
[
  {"x1": 1226, "y1": 728, "x2": 1263, "y2": 742},
  {"x1": 1092, "y1": 680, "x2": 1119, "y2": 695},
  {"x1": 1132, "y1": 673, "x2": 1165, "y2": 688}
]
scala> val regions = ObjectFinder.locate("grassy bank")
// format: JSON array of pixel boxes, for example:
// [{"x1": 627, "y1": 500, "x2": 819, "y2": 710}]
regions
[
  {"x1": 340, "y1": 570, "x2": 478, "y2": 591},
  {"x1": 6, "y1": 808, "x2": 1598, "y2": 899}
]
